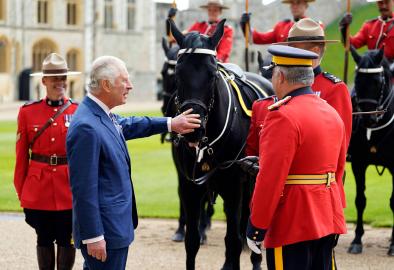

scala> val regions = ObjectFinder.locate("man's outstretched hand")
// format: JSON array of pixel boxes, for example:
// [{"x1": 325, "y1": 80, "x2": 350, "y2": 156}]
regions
[{"x1": 171, "y1": 109, "x2": 201, "y2": 134}]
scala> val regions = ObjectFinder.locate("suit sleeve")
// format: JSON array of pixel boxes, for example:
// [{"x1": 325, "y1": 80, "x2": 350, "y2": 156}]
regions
[
  {"x1": 350, "y1": 22, "x2": 369, "y2": 49},
  {"x1": 116, "y1": 115, "x2": 168, "y2": 140},
  {"x1": 245, "y1": 102, "x2": 259, "y2": 156},
  {"x1": 67, "y1": 124, "x2": 104, "y2": 240},
  {"x1": 250, "y1": 110, "x2": 298, "y2": 229},
  {"x1": 216, "y1": 27, "x2": 233, "y2": 63},
  {"x1": 14, "y1": 108, "x2": 29, "y2": 199}
]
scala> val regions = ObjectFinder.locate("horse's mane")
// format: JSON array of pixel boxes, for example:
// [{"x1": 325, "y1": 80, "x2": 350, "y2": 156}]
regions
[{"x1": 182, "y1": 31, "x2": 211, "y2": 51}]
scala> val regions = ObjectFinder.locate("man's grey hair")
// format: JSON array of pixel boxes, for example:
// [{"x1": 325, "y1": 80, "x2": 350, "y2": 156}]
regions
[
  {"x1": 88, "y1": 56, "x2": 127, "y2": 94},
  {"x1": 275, "y1": 66, "x2": 314, "y2": 86}
]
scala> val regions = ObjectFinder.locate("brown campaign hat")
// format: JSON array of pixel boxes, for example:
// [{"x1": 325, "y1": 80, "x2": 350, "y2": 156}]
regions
[
  {"x1": 30, "y1": 53, "x2": 81, "y2": 77},
  {"x1": 200, "y1": 0, "x2": 229, "y2": 10},
  {"x1": 275, "y1": 18, "x2": 339, "y2": 45},
  {"x1": 282, "y1": 0, "x2": 315, "y2": 3}
]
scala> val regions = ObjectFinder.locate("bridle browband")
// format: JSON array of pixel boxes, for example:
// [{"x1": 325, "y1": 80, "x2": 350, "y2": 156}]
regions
[{"x1": 178, "y1": 48, "x2": 217, "y2": 57}]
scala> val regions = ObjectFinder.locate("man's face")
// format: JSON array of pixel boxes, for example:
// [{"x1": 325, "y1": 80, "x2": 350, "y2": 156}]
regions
[
  {"x1": 207, "y1": 6, "x2": 222, "y2": 22},
  {"x1": 42, "y1": 76, "x2": 67, "y2": 99},
  {"x1": 110, "y1": 67, "x2": 133, "y2": 107},
  {"x1": 289, "y1": 0, "x2": 308, "y2": 19},
  {"x1": 377, "y1": 0, "x2": 393, "y2": 19},
  {"x1": 289, "y1": 42, "x2": 323, "y2": 67}
]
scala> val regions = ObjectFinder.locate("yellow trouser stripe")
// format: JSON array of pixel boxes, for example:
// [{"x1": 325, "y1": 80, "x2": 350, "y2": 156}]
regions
[
  {"x1": 274, "y1": 246, "x2": 284, "y2": 270},
  {"x1": 332, "y1": 250, "x2": 336, "y2": 270}
]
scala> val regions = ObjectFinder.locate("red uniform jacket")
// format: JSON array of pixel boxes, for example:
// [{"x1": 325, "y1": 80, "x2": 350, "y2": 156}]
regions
[
  {"x1": 350, "y1": 14, "x2": 394, "y2": 61},
  {"x1": 252, "y1": 19, "x2": 294, "y2": 44},
  {"x1": 188, "y1": 21, "x2": 233, "y2": 63},
  {"x1": 246, "y1": 67, "x2": 352, "y2": 156},
  {"x1": 250, "y1": 89, "x2": 347, "y2": 248},
  {"x1": 14, "y1": 98, "x2": 78, "y2": 210}
]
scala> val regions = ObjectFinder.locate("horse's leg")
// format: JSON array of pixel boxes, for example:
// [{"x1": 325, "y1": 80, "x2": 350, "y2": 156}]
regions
[
  {"x1": 198, "y1": 194, "x2": 210, "y2": 245},
  {"x1": 348, "y1": 161, "x2": 368, "y2": 254},
  {"x1": 172, "y1": 179, "x2": 186, "y2": 242},
  {"x1": 179, "y1": 175, "x2": 205, "y2": 270},
  {"x1": 388, "y1": 168, "x2": 394, "y2": 256},
  {"x1": 220, "y1": 171, "x2": 243, "y2": 270}
]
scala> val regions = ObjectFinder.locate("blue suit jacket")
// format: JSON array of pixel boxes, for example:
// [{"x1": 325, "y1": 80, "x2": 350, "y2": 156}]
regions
[{"x1": 66, "y1": 96, "x2": 168, "y2": 249}]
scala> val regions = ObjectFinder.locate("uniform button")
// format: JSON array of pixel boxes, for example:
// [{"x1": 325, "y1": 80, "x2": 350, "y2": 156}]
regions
[
  {"x1": 253, "y1": 237, "x2": 256, "y2": 240},
  {"x1": 53, "y1": 122, "x2": 57, "y2": 126},
  {"x1": 53, "y1": 168, "x2": 57, "y2": 172},
  {"x1": 51, "y1": 138, "x2": 55, "y2": 142},
  {"x1": 54, "y1": 108, "x2": 58, "y2": 112},
  {"x1": 34, "y1": 128, "x2": 38, "y2": 132}
]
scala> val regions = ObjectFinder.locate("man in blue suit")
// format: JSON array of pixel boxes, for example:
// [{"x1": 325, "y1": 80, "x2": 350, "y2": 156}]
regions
[{"x1": 66, "y1": 56, "x2": 200, "y2": 269}]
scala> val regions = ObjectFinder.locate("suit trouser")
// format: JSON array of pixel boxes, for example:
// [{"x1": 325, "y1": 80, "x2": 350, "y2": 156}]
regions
[
  {"x1": 266, "y1": 234, "x2": 338, "y2": 270},
  {"x1": 81, "y1": 245, "x2": 129, "y2": 270}
]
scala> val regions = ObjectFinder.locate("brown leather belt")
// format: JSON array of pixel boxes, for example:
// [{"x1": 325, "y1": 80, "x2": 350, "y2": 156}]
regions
[
  {"x1": 30, "y1": 153, "x2": 68, "y2": 166},
  {"x1": 286, "y1": 173, "x2": 335, "y2": 187}
]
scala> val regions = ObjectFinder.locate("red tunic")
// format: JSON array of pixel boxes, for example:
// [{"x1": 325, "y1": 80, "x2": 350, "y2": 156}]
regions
[
  {"x1": 14, "y1": 98, "x2": 78, "y2": 210},
  {"x1": 252, "y1": 19, "x2": 294, "y2": 44},
  {"x1": 246, "y1": 69, "x2": 352, "y2": 156},
  {"x1": 250, "y1": 93, "x2": 347, "y2": 248},
  {"x1": 188, "y1": 21, "x2": 233, "y2": 63},
  {"x1": 350, "y1": 14, "x2": 394, "y2": 61}
]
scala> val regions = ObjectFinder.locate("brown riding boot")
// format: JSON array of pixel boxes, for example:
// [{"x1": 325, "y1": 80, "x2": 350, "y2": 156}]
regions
[
  {"x1": 56, "y1": 246, "x2": 76, "y2": 270},
  {"x1": 37, "y1": 245, "x2": 55, "y2": 270}
]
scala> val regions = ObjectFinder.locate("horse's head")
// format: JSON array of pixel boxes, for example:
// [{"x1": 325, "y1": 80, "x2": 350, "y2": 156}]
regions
[
  {"x1": 169, "y1": 18, "x2": 225, "y2": 144},
  {"x1": 351, "y1": 46, "x2": 392, "y2": 128},
  {"x1": 161, "y1": 38, "x2": 179, "y2": 114}
]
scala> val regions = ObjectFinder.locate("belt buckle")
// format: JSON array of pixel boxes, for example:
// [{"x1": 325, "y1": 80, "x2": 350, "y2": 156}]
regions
[
  {"x1": 50, "y1": 155, "x2": 58, "y2": 166},
  {"x1": 326, "y1": 172, "x2": 332, "y2": 188}
]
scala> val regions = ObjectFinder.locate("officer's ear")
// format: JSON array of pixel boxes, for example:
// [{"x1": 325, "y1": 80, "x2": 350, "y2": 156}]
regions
[{"x1": 101, "y1": 79, "x2": 112, "y2": 93}]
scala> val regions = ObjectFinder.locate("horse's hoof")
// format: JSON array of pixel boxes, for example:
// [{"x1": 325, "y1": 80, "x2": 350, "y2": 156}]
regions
[
  {"x1": 387, "y1": 245, "x2": 394, "y2": 256},
  {"x1": 348, "y1": 243, "x2": 363, "y2": 254},
  {"x1": 171, "y1": 230, "x2": 185, "y2": 242},
  {"x1": 200, "y1": 233, "x2": 207, "y2": 245},
  {"x1": 220, "y1": 262, "x2": 237, "y2": 270}
]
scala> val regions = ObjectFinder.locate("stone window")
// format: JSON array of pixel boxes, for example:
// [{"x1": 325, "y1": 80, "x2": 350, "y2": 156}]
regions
[
  {"x1": 37, "y1": 0, "x2": 49, "y2": 24},
  {"x1": 104, "y1": 0, "x2": 113, "y2": 29},
  {"x1": 66, "y1": 0, "x2": 79, "y2": 25},
  {"x1": 0, "y1": 37, "x2": 9, "y2": 72},
  {"x1": 32, "y1": 39, "x2": 57, "y2": 71},
  {"x1": 66, "y1": 49, "x2": 80, "y2": 71},
  {"x1": 127, "y1": 0, "x2": 136, "y2": 30}
]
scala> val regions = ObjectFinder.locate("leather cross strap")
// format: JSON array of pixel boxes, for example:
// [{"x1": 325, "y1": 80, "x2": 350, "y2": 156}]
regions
[
  {"x1": 376, "y1": 20, "x2": 394, "y2": 49},
  {"x1": 285, "y1": 173, "x2": 335, "y2": 187},
  {"x1": 29, "y1": 100, "x2": 72, "y2": 149},
  {"x1": 30, "y1": 153, "x2": 68, "y2": 166}
]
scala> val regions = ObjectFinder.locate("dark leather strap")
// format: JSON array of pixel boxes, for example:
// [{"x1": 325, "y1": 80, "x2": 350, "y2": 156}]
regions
[
  {"x1": 377, "y1": 20, "x2": 394, "y2": 48},
  {"x1": 29, "y1": 100, "x2": 72, "y2": 149},
  {"x1": 30, "y1": 153, "x2": 68, "y2": 165}
]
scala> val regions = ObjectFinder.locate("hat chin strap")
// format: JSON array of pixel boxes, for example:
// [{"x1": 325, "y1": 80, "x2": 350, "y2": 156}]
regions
[{"x1": 178, "y1": 48, "x2": 217, "y2": 57}]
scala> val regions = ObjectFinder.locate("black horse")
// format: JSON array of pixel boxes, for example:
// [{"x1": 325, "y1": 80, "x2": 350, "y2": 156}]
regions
[
  {"x1": 348, "y1": 47, "x2": 394, "y2": 256},
  {"x1": 161, "y1": 37, "x2": 214, "y2": 244},
  {"x1": 167, "y1": 19, "x2": 272, "y2": 270}
]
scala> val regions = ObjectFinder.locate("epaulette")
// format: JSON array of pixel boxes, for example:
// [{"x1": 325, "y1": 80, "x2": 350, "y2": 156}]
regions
[
  {"x1": 268, "y1": 96, "x2": 292, "y2": 111},
  {"x1": 322, "y1": 72, "x2": 342, "y2": 84},
  {"x1": 255, "y1": 95, "x2": 277, "y2": 103},
  {"x1": 22, "y1": 99, "x2": 42, "y2": 107},
  {"x1": 282, "y1": 19, "x2": 291, "y2": 23}
]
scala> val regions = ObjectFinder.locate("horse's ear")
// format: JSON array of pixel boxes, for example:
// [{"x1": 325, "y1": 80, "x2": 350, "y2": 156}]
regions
[
  {"x1": 257, "y1": 51, "x2": 263, "y2": 68},
  {"x1": 350, "y1": 45, "x2": 361, "y2": 65},
  {"x1": 210, "y1": 19, "x2": 226, "y2": 48},
  {"x1": 168, "y1": 19, "x2": 185, "y2": 46},
  {"x1": 377, "y1": 47, "x2": 385, "y2": 63},
  {"x1": 162, "y1": 37, "x2": 169, "y2": 55}
]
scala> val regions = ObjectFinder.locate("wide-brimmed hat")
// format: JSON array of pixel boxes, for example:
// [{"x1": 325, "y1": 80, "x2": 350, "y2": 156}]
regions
[
  {"x1": 30, "y1": 53, "x2": 81, "y2": 77},
  {"x1": 200, "y1": 0, "x2": 229, "y2": 10},
  {"x1": 282, "y1": 0, "x2": 315, "y2": 4},
  {"x1": 275, "y1": 18, "x2": 339, "y2": 45},
  {"x1": 366, "y1": 0, "x2": 383, "y2": 2}
]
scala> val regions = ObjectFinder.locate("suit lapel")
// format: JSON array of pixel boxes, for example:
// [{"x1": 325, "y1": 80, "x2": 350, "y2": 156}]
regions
[{"x1": 84, "y1": 97, "x2": 131, "y2": 160}]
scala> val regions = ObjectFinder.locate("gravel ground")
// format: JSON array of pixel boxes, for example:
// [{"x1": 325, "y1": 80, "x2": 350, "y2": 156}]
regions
[{"x1": 0, "y1": 213, "x2": 393, "y2": 269}]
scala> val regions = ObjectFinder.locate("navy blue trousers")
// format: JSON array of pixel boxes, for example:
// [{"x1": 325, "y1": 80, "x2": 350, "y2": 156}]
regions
[{"x1": 81, "y1": 245, "x2": 129, "y2": 270}]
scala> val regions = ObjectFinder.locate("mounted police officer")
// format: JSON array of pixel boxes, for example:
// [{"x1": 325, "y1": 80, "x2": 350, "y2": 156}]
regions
[
  {"x1": 14, "y1": 53, "x2": 80, "y2": 270},
  {"x1": 240, "y1": 0, "x2": 317, "y2": 44},
  {"x1": 246, "y1": 45, "x2": 347, "y2": 270},
  {"x1": 340, "y1": 0, "x2": 394, "y2": 62},
  {"x1": 168, "y1": 0, "x2": 233, "y2": 63}
]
